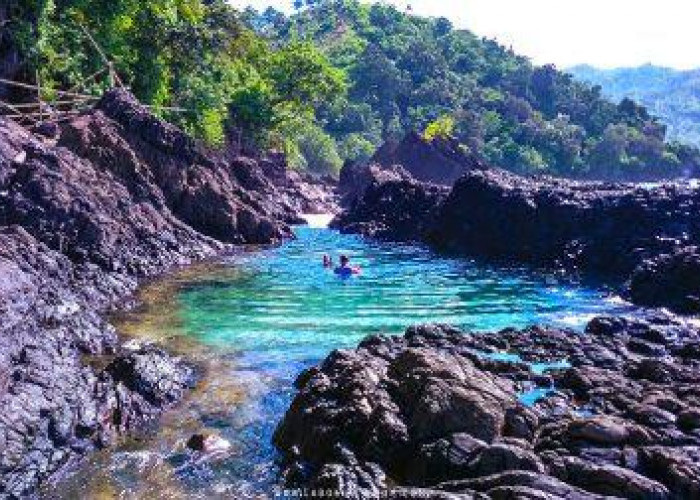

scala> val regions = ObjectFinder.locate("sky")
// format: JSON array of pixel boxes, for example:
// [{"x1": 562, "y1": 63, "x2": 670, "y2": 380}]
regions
[{"x1": 229, "y1": 0, "x2": 700, "y2": 70}]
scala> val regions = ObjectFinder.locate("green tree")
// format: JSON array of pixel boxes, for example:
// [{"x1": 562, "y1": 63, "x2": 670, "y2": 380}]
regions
[{"x1": 424, "y1": 114, "x2": 455, "y2": 141}]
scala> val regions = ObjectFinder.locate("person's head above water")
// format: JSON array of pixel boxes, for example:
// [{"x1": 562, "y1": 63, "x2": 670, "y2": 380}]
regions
[{"x1": 339, "y1": 255, "x2": 349, "y2": 266}]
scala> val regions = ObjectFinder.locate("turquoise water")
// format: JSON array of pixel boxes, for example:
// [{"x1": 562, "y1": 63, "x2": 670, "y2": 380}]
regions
[
  {"x1": 166, "y1": 224, "x2": 634, "y2": 495},
  {"x1": 48, "y1": 223, "x2": 637, "y2": 498}
]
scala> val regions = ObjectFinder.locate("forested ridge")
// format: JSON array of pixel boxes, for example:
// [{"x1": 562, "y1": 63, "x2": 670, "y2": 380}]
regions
[
  {"x1": 570, "y1": 64, "x2": 700, "y2": 148},
  {"x1": 3, "y1": 0, "x2": 700, "y2": 179}
]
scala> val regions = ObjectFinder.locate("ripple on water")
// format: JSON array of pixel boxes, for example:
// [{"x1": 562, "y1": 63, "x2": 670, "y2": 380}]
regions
[{"x1": 44, "y1": 224, "x2": 638, "y2": 499}]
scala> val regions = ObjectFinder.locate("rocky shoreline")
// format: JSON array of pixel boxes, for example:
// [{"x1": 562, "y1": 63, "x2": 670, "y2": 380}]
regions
[
  {"x1": 0, "y1": 89, "x2": 336, "y2": 497},
  {"x1": 278, "y1": 155, "x2": 700, "y2": 499},
  {"x1": 275, "y1": 316, "x2": 700, "y2": 499},
  {"x1": 334, "y1": 163, "x2": 700, "y2": 314}
]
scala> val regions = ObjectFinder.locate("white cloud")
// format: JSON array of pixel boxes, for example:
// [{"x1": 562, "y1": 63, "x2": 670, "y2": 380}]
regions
[{"x1": 229, "y1": 0, "x2": 700, "y2": 69}]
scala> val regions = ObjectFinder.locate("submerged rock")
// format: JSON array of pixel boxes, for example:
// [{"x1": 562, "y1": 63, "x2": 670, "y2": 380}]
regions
[
  {"x1": 186, "y1": 433, "x2": 232, "y2": 454},
  {"x1": 276, "y1": 317, "x2": 700, "y2": 498}
]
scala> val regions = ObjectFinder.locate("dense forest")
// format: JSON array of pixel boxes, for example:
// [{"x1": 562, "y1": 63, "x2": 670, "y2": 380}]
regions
[
  {"x1": 570, "y1": 64, "x2": 700, "y2": 147},
  {"x1": 1, "y1": 0, "x2": 346, "y2": 167},
  {"x1": 3, "y1": 0, "x2": 700, "y2": 179}
]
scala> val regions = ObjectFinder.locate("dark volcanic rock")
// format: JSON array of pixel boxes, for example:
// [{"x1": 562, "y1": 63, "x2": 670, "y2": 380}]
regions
[
  {"x1": 334, "y1": 165, "x2": 700, "y2": 313},
  {"x1": 59, "y1": 89, "x2": 294, "y2": 244},
  {"x1": 629, "y1": 246, "x2": 700, "y2": 314},
  {"x1": 333, "y1": 162, "x2": 448, "y2": 240},
  {"x1": 430, "y1": 169, "x2": 698, "y2": 276},
  {"x1": 372, "y1": 132, "x2": 486, "y2": 185},
  {"x1": 276, "y1": 317, "x2": 700, "y2": 498},
  {"x1": 0, "y1": 89, "x2": 314, "y2": 496}
]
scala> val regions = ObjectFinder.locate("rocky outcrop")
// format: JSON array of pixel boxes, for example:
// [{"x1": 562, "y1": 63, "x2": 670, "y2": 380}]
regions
[
  {"x1": 333, "y1": 162, "x2": 449, "y2": 240},
  {"x1": 430, "y1": 169, "x2": 700, "y2": 277},
  {"x1": 335, "y1": 166, "x2": 700, "y2": 313},
  {"x1": 276, "y1": 315, "x2": 700, "y2": 498},
  {"x1": 58, "y1": 89, "x2": 297, "y2": 244},
  {"x1": 629, "y1": 246, "x2": 700, "y2": 314},
  {"x1": 371, "y1": 132, "x2": 486, "y2": 186},
  {"x1": 0, "y1": 89, "x2": 315, "y2": 497}
]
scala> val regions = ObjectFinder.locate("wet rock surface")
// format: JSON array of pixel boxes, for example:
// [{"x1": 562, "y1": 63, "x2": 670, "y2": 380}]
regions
[
  {"x1": 276, "y1": 317, "x2": 700, "y2": 498},
  {"x1": 0, "y1": 89, "x2": 326, "y2": 497},
  {"x1": 335, "y1": 166, "x2": 700, "y2": 313},
  {"x1": 629, "y1": 246, "x2": 700, "y2": 314}
]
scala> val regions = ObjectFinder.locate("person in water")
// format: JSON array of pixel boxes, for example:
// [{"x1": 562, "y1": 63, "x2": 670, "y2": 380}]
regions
[
  {"x1": 334, "y1": 255, "x2": 361, "y2": 277},
  {"x1": 323, "y1": 254, "x2": 333, "y2": 268}
]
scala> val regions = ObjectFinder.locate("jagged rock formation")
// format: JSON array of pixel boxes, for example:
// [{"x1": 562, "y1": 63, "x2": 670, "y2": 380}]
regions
[
  {"x1": 0, "y1": 89, "x2": 324, "y2": 497},
  {"x1": 276, "y1": 317, "x2": 700, "y2": 498},
  {"x1": 431, "y1": 169, "x2": 699, "y2": 276},
  {"x1": 629, "y1": 247, "x2": 700, "y2": 314},
  {"x1": 334, "y1": 166, "x2": 700, "y2": 313},
  {"x1": 334, "y1": 162, "x2": 448, "y2": 240},
  {"x1": 371, "y1": 132, "x2": 487, "y2": 186}
]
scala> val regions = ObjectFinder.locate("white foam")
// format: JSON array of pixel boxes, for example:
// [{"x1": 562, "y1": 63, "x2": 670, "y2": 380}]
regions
[{"x1": 300, "y1": 213, "x2": 335, "y2": 229}]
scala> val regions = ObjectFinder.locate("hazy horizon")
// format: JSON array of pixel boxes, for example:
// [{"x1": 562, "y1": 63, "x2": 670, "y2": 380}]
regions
[{"x1": 230, "y1": 0, "x2": 700, "y2": 71}]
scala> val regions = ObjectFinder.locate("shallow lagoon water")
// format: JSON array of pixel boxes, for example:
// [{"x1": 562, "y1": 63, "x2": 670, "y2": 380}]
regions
[{"x1": 46, "y1": 223, "x2": 637, "y2": 499}]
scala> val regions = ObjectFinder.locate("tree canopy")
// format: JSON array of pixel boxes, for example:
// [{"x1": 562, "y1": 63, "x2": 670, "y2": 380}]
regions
[
  {"x1": 4, "y1": 0, "x2": 700, "y2": 179},
  {"x1": 4, "y1": 0, "x2": 346, "y2": 173},
  {"x1": 248, "y1": 0, "x2": 700, "y2": 180}
]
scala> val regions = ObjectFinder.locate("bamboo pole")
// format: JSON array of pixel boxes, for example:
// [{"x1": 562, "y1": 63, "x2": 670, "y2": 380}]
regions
[
  {"x1": 3, "y1": 110, "x2": 83, "y2": 119},
  {"x1": 5, "y1": 98, "x2": 97, "y2": 109},
  {"x1": 67, "y1": 67, "x2": 106, "y2": 95},
  {"x1": 143, "y1": 104, "x2": 190, "y2": 113},
  {"x1": 78, "y1": 24, "x2": 124, "y2": 88},
  {"x1": 0, "y1": 78, "x2": 97, "y2": 100},
  {"x1": 0, "y1": 100, "x2": 36, "y2": 124},
  {"x1": 36, "y1": 70, "x2": 42, "y2": 122}
]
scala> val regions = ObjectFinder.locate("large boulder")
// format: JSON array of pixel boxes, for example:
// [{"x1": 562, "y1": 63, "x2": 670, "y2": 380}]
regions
[
  {"x1": 333, "y1": 162, "x2": 448, "y2": 240},
  {"x1": 274, "y1": 325, "x2": 517, "y2": 490},
  {"x1": 629, "y1": 246, "x2": 700, "y2": 314},
  {"x1": 371, "y1": 132, "x2": 486, "y2": 185},
  {"x1": 277, "y1": 317, "x2": 700, "y2": 498}
]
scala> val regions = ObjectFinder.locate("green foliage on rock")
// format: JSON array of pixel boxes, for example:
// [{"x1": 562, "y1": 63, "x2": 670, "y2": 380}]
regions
[{"x1": 424, "y1": 115, "x2": 455, "y2": 142}]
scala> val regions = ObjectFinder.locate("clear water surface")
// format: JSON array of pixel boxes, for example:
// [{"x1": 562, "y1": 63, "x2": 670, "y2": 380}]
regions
[{"x1": 46, "y1": 218, "x2": 637, "y2": 499}]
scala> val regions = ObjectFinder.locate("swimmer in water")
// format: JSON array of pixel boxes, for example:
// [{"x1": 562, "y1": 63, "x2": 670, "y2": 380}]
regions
[
  {"x1": 322, "y1": 254, "x2": 333, "y2": 268},
  {"x1": 334, "y1": 255, "x2": 361, "y2": 277}
]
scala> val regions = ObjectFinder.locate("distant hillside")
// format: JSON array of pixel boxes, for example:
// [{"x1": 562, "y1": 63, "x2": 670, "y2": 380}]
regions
[
  {"x1": 569, "y1": 64, "x2": 700, "y2": 146},
  {"x1": 248, "y1": 1, "x2": 700, "y2": 180}
]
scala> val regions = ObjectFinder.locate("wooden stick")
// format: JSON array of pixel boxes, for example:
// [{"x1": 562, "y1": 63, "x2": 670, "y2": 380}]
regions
[
  {"x1": 67, "y1": 67, "x2": 106, "y2": 94},
  {"x1": 78, "y1": 24, "x2": 124, "y2": 88},
  {"x1": 143, "y1": 104, "x2": 190, "y2": 112},
  {"x1": 5, "y1": 98, "x2": 97, "y2": 109},
  {"x1": 0, "y1": 78, "x2": 97, "y2": 99},
  {"x1": 36, "y1": 70, "x2": 41, "y2": 122},
  {"x1": 3, "y1": 110, "x2": 84, "y2": 119},
  {"x1": 0, "y1": 100, "x2": 37, "y2": 124}
]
